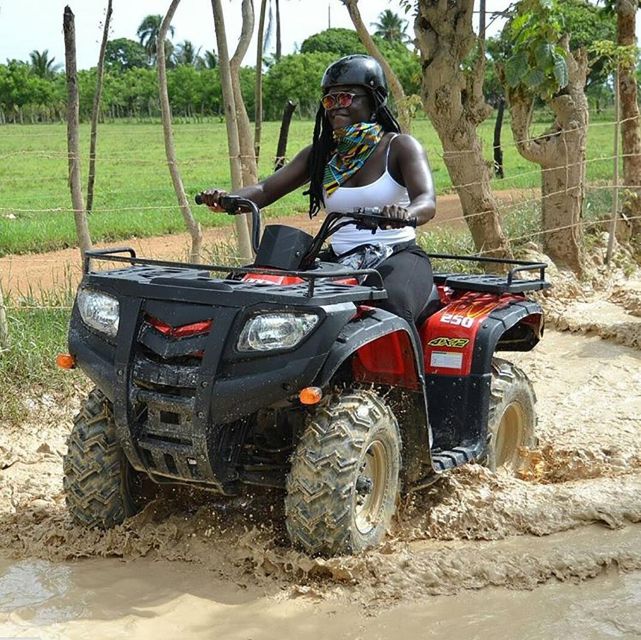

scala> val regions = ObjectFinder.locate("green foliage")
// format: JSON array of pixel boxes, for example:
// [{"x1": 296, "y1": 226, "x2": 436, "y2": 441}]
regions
[
  {"x1": 504, "y1": 0, "x2": 569, "y2": 98},
  {"x1": 300, "y1": 28, "x2": 364, "y2": 57},
  {"x1": 0, "y1": 25, "x2": 422, "y2": 123},
  {"x1": 589, "y1": 40, "x2": 639, "y2": 74},
  {"x1": 105, "y1": 38, "x2": 148, "y2": 71},
  {"x1": 263, "y1": 52, "x2": 335, "y2": 118},
  {"x1": 501, "y1": 0, "x2": 615, "y2": 99}
]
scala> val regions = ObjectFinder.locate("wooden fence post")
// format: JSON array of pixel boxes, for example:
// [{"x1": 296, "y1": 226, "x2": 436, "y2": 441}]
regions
[
  {"x1": 63, "y1": 6, "x2": 92, "y2": 261},
  {"x1": 0, "y1": 287, "x2": 8, "y2": 350},
  {"x1": 274, "y1": 100, "x2": 297, "y2": 171}
]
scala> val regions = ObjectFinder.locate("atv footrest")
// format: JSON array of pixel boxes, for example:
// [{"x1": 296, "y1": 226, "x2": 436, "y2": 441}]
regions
[{"x1": 431, "y1": 444, "x2": 483, "y2": 472}]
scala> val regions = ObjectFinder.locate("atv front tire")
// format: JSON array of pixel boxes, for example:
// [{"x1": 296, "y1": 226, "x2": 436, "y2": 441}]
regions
[
  {"x1": 486, "y1": 358, "x2": 536, "y2": 472},
  {"x1": 63, "y1": 388, "x2": 147, "y2": 528},
  {"x1": 285, "y1": 389, "x2": 401, "y2": 556}
]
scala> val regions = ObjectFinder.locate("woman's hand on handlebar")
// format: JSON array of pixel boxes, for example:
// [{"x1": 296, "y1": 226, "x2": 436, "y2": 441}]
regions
[
  {"x1": 196, "y1": 188, "x2": 228, "y2": 212},
  {"x1": 380, "y1": 204, "x2": 414, "y2": 229}
]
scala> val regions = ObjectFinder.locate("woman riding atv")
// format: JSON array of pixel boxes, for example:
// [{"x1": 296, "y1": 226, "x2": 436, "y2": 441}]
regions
[{"x1": 199, "y1": 54, "x2": 436, "y2": 332}]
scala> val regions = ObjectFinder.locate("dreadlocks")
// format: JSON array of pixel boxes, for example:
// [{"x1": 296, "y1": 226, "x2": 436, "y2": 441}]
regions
[{"x1": 305, "y1": 90, "x2": 402, "y2": 218}]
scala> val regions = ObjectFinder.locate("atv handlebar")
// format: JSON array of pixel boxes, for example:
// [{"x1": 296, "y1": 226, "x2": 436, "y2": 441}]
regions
[
  {"x1": 340, "y1": 207, "x2": 417, "y2": 230},
  {"x1": 195, "y1": 194, "x2": 262, "y2": 254},
  {"x1": 195, "y1": 194, "x2": 416, "y2": 263}
]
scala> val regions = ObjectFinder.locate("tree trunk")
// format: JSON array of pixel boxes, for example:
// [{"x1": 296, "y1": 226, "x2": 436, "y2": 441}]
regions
[
  {"x1": 86, "y1": 0, "x2": 112, "y2": 214},
  {"x1": 211, "y1": 0, "x2": 253, "y2": 261},
  {"x1": 616, "y1": 0, "x2": 641, "y2": 239},
  {"x1": 342, "y1": 0, "x2": 412, "y2": 134},
  {"x1": 255, "y1": 0, "x2": 267, "y2": 162},
  {"x1": 230, "y1": 0, "x2": 258, "y2": 187},
  {"x1": 158, "y1": 0, "x2": 203, "y2": 263},
  {"x1": 509, "y1": 47, "x2": 588, "y2": 273},
  {"x1": 415, "y1": 0, "x2": 511, "y2": 259},
  {"x1": 275, "y1": 0, "x2": 281, "y2": 62},
  {"x1": 63, "y1": 6, "x2": 92, "y2": 261}
]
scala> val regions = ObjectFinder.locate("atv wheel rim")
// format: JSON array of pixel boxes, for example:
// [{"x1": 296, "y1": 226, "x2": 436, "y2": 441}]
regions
[
  {"x1": 354, "y1": 440, "x2": 388, "y2": 535},
  {"x1": 495, "y1": 402, "x2": 524, "y2": 470}
]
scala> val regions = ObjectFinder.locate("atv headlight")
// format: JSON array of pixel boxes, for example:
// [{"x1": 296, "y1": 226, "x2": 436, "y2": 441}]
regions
[
  {"x1": 77, "y1": 288, "x2": 120, "y2": 338},
  {"x1": 237, "y1": 312, "x2": 319, "y2": 352}
]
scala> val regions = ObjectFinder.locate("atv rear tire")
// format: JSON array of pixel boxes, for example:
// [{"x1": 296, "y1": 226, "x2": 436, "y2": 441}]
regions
[
  {"x1": 285, "y1": 389, "x2": 401, "y2": 556},
  {"x1": 486, "y1": 358, "x2": 536, "y2": 473},
  {"x1": 63, "y1": 388, "x2": 147, "y2": 528}
]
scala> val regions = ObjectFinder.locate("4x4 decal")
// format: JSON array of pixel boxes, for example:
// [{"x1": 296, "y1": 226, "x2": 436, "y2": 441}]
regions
[{"x1": 427, "y1": 337, "x2": 470, "y2": 348}]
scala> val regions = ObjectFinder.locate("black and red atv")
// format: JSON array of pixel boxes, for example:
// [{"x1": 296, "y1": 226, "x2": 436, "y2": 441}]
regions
[{"x1": 62, "y1": 196, "x2": 548, "y2": 556}]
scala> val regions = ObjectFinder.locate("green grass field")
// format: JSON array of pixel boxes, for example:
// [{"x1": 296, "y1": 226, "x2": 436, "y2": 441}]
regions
[{"x1": 0, "y1": 113, "x2": 619, "y2": 256}]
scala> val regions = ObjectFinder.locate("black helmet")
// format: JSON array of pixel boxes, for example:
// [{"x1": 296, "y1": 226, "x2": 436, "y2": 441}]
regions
[{"x1": 321, "y1": 55, "x2": 388, "y2": 104}]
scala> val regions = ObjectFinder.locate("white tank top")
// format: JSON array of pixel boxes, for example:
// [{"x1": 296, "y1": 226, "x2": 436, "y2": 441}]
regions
[{"x1": 324, "y1": 135, "x2": 415, "y2": 256}]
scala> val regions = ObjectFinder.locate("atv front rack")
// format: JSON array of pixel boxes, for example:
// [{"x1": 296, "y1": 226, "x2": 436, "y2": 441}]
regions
[
  {"x1": 83, "y1": 247, "x2": 387, "y2": 301},
  {"x1": 428, "y1": 253, "x2": 550, "y2": 294}
]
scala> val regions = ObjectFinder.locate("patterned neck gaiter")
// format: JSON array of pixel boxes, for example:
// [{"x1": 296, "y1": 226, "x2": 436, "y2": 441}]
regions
[{"x1": 323, "y1": 122, "x2": 384, "y2": 196}]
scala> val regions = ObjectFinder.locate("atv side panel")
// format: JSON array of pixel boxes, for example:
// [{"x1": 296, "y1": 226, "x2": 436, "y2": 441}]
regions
[{"x1": 421, "y1": 294, "x2": 543, "y2": 460}]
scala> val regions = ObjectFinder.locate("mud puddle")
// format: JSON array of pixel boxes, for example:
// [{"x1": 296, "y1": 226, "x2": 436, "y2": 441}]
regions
[
  {"x1": 1, "y1": 525, "x2": 641, "y2": 640},
  {"x1": 2, "y1": 326, "x2": 641, "y2": 633}
]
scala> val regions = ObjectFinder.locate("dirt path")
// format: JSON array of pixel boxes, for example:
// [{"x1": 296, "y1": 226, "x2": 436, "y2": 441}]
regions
[{"x1": 0, "y1": 190, "x2": 536, "y2": 296}]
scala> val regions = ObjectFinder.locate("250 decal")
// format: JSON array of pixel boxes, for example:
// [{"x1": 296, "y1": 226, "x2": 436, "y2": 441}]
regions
[{"x1": 439, "y1": 313, "x2": 475, "y2": 328}]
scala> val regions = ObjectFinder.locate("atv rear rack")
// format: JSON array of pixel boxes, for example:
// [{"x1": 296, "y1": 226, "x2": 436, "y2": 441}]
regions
[
  {"x1": 83, "y1": 247, "x2": 386, "y2": 300},
  {"x1": 428, "y1": 253, "x2": 550, "y2": 294}
]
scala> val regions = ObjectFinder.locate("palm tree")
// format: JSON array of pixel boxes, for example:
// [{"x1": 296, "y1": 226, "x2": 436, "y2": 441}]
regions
[
  {"x1": 174, "y1": 40, "x2": 202, "y2": 66},
  {"x1": 202, "y1": 49, "x2": 218, "y2": 69},
  {"x1": 371, "y1": 9, "x2": 410, "y2": 44},
  {"x1": 137, "y1": 14, "x2": 174, "y2": 63},
  {"x1": 29, "y1": 49, "x2": 61, "y2": 78}
]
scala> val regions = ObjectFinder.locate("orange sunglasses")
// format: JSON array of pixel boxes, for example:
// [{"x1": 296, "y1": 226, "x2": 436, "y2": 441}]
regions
[{"x1": 320, "y1": 91, "x2": 368, "y2": 111}]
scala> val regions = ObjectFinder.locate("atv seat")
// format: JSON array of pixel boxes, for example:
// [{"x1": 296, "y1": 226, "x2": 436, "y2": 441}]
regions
[{"x1": 416, "y1": 284, "x2": 442, "y2": 327}]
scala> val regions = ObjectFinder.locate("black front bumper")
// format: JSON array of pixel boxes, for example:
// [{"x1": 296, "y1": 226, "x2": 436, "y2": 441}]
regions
[{"x1": 69, "y1": 272, "x2": 358, "y2": 493}]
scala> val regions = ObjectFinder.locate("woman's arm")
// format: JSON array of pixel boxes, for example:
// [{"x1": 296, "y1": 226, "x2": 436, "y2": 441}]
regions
[
  {"x1": 199, "y1": 145, "x2": 313, "y2": 210},
  {"x1": 386, "y1": 134, "x2": 436, "y2": 226}
]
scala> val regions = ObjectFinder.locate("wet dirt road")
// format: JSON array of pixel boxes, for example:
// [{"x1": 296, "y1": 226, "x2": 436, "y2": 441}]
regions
[{"x1": 1, "y1": 325, "x2": 641, "y2": 638}]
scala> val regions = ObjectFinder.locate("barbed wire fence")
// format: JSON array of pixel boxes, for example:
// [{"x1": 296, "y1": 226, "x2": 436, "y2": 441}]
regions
[{"x1": 0, "y1": 115, "x2": 638, "y2": 316}]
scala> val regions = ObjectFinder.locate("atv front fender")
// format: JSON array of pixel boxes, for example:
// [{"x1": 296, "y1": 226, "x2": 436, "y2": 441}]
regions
[
  {"x1": 314, "y1": 308, "x2": 433, "y2": 483},
  {"x1": 314, "y1": 307, "x2": 424, "y2": 388}
]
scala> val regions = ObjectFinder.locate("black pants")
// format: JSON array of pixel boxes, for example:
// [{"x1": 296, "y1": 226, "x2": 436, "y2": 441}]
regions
[
  {"x1": 362, "y1": 244, "x2": 434, "y2": 333},
  {"x1": 325, "y1": 243, "x2": 434, "y2": 344}
]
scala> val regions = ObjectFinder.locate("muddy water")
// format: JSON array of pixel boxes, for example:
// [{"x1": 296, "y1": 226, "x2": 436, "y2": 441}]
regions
[
  {"x1": 1, "y1": 531, "x2": 641, "y2": 640},
  {"x1": 2, "y1": 326, "x2": 641, "y2": 636}
]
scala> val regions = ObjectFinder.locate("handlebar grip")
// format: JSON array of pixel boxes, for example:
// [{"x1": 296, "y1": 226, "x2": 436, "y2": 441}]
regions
[{"x1": 194, "y1": 193, "x2": 240, "y2": 212}]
